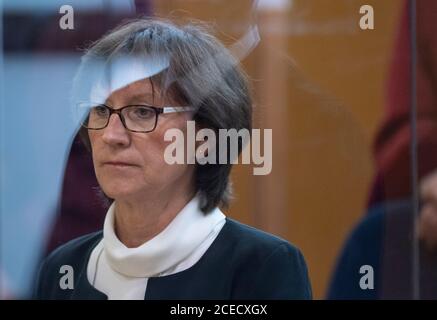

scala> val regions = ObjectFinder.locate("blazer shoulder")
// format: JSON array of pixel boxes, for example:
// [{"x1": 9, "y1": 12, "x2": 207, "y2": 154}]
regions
[
  {"x1": 33, "y1": 231, "x2": 103, "y2": 299},
  {"x1": 224, "y1": 218, "x2": 300, "y2": 255},
  {"x1": 223, "y1": 218, "x2": 312, "y2": 299},
  {"x1": 45, "y1": 231, "x2": 103, "y2": 266}
]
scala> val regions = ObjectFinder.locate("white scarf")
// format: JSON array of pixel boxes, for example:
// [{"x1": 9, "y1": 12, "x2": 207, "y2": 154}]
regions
[{"x1": 102, "y1": 196, "x2": 226, "y2": 278}]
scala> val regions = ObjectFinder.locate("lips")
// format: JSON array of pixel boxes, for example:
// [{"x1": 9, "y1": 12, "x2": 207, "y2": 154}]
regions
[{"x1": 103, "y1": 161, "x2": 137, "y2": 167}]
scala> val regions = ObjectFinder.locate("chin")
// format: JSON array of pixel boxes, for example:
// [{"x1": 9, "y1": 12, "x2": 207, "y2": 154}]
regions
[
  {"x1": 105, "y1": 188, "x2": 135, "y2": 199},
  {"x1": 100, "y1": 182, "x2": 138, "y2": 200}
]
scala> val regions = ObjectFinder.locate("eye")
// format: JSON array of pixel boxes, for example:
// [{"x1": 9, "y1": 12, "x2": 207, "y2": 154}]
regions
[
  {"x1": 92, "y1": 105, "x2": 109, "y2": 117},
  {"x1": 132, "y1": 106, "x2": 155, "y2": 120}
]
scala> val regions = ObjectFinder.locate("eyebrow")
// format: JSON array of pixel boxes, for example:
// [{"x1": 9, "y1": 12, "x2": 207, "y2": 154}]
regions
[
  {"x1": 128, "y1": 93, "x2": 156, "y2": 101},
  {"x1": 107, "y1": 92, "x2": 158, "y2": 106}
]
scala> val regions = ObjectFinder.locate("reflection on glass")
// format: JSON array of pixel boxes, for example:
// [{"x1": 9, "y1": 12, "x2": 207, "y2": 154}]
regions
[{"x1": 3, "y1": 0, "x2": 436, "y2": 300}]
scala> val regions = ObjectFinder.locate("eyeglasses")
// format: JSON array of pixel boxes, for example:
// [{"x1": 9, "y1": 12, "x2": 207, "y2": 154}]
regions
[{"x1": 77, "y1": 102, "x2": 196, "y2": 133}]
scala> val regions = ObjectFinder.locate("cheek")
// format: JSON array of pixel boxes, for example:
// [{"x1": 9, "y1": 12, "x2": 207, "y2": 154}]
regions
[
  {"x1": 88, "y1": 131, "x2": 97, "y2": 160},
  {"x1": 88, "y1": 131, "x2": 100, "y2": 164},
  {"x1": 88, "y1": 129, "x2": 102, "y2": 148},
  {"x1": 137, "y1": 141, "x2": 175, "y2": 177},
  {"x1": 144, "y1": 118, "x2": 188, "y2": 159},
  {"x1": 134, "y1": 121, "x2": 191, "y2": 174}
]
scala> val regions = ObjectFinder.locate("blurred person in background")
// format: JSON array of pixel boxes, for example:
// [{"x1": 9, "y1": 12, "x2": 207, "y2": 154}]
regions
[{"x1": 328, "y1": 0, "x2": 437, "y2": 299}]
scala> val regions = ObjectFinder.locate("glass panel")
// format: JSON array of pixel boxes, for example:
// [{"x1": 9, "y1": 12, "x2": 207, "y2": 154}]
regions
[{"x1": 1, "y1": 0, "x2": 427, "y2": 300}]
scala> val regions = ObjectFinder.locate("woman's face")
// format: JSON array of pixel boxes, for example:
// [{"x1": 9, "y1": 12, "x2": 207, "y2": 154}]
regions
[{"x1": 88, "y1": 78, "x2": 195, "y2": 202}]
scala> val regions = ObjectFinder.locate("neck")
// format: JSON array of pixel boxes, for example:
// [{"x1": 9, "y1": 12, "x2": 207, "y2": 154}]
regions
[{"x1": 113, "y1": 185, "x2": 196, "y2": 248}]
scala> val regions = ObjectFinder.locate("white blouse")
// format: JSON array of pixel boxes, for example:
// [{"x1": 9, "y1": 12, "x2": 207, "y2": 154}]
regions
[{"x1": 87, "y1": 196, "x2": 226, "y2": 300}]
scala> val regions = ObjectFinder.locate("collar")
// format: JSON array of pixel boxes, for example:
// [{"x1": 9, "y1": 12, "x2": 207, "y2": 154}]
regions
[{"x1": 103, "y1": 196, "x2": 225, "y2": 277}]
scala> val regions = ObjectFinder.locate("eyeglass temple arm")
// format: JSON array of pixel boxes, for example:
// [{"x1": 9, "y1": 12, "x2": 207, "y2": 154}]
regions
[{"x1": 162, "y1": 106, "x2": 196, "y2": 113}]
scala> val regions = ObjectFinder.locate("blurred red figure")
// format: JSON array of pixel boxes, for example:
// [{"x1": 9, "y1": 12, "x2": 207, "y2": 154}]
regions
[
  {"x1": 369, "y1": 0, "x2": 437, "y2": 206},
  {"x1": 45, "y1": 136, "x2": 107, "y2": 254},
  {"x1": 369, "y1": 0, "x2": 437, "y2": 250}
]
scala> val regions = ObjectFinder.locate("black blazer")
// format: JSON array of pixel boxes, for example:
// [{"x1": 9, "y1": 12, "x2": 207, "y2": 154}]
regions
[{"x1": 34, "y1": 218, "x2": 312, "y2": 300}]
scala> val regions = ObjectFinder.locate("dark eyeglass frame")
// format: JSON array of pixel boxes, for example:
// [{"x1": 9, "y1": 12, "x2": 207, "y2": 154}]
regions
[{"x1": 79, "y1": 102, "x2": 196, "y2": 133}]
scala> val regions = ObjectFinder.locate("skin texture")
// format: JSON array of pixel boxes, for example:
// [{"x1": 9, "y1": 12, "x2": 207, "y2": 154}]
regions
[{"x1": 88, "y1": 78, "x2": 196, "y2": 248}]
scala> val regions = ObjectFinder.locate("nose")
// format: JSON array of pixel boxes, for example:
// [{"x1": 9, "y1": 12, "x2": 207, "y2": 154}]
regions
[{"x1": 101, "y1": 113, "x2": 130, "y2": 146}]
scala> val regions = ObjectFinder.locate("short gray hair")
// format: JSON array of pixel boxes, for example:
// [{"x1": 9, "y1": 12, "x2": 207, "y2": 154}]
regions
[{"x1": 77, "y1": 18, "x2": 252, "y2": 213}]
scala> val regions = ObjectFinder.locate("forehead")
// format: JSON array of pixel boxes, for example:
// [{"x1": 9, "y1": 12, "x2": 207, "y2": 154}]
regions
[{"x1": 107, "y1": 78, "x2": 156, "y2": 102}]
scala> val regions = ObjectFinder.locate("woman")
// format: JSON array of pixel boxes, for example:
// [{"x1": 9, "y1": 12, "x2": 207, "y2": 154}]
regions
[{"x1": 34, "y1": 18, "x2": 312, "y2": 300}]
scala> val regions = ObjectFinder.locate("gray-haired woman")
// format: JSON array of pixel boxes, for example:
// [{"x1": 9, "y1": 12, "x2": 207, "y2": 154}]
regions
[{"x1": 34, "y1": 18, "x2": 312, "y2": 300}]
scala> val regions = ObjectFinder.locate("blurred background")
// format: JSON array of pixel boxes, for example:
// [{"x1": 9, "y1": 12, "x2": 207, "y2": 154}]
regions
[{"x1": 3, "y1": 0, "x2": 436, "y2": 299}]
